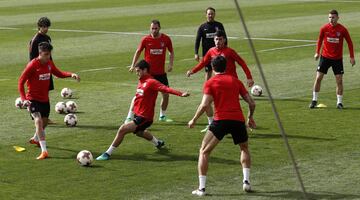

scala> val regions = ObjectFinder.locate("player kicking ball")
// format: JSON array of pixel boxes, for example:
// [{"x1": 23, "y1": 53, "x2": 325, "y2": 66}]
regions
[
  {"x1": 188, "y1": 56, "x2": 256, "y2": 196},
  {"x1": 96, "y1": 60, "x2": 189, "y2": 161},
  {"x1": 18, "y1": 42, "x2": 80, "y2": 159}
]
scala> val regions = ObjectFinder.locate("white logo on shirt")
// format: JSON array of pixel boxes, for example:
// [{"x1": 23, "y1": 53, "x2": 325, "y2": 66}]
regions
[
  {"x1": 136, "y1": 89, "x2": 144, "y2": 96},
  {"x1": 327, "y1": 37, "x2": 340, "y2": 43},
  {"x1": 206, "y1": 32, "x2": 216, "y2": 39},
  {"x1": 150, "y1": 49, "x2": 163, "y2": 55},
  {"x1": 39, "y1": 73, "x2": 50, "y2": 80}
]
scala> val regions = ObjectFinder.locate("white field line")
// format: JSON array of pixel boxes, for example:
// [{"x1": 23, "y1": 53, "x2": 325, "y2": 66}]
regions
[
  {"x1": 257, "y1": 43, "x2": 316, "y2": 52},
  {"x1": 79, "y1": 67, "x2": 119, "y2": 72},
  {"x1": 0, "y1": 27, "x2": 316, "y2": 43},
  {"x1": 0, "y1": 79, "x2": 11, "y2": 81}
]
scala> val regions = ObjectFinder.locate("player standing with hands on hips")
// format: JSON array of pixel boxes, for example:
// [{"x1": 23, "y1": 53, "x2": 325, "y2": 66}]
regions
[{"x1": 310, "y1": 10, "x2": 355, "y2": 109}]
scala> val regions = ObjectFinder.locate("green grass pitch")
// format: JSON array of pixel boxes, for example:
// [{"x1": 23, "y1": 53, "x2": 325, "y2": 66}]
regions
[{"x1": 1, "y1": 0, "x2": 360, "y2": 199}]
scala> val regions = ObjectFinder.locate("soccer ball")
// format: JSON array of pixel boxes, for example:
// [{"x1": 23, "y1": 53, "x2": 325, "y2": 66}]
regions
[
  {"x1": 64, "y1": 113, "x2": 78, "y2": 127},
  {"x1": 66, "y1": 101, "x2": 77, "y2": 113},
  {"x1": 61, "y1": 88, "x2": 73, "y2": 98},
  {"x1": 251, "y1": 85, "x2": 263, "y2": 96},
  {"x1": 15, "y1": 97, "x2": 24, "y2": 109},
  {"x1": 77, "y1": 150, "x2": 93, "y2": 166},
  {"x1": 55, "y1": 102, "x2": 67, "y2": 114}
]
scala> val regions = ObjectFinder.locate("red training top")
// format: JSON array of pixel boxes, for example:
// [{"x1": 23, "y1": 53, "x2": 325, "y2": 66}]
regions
[
  {"x1": 203, "y1": 73, "x2": 248, "y2": 121},
  {"x1": 191, "y1": 46, "x2": 252, "y2": 79},
  {"x1": 133, "y1": 74, "x2": 182, "y2": 120},
  {"x1": 138, "y1": 33, "x2": 173, "y2": 76},
  {"x1": 18, "y1": 58, "x2": 72, "y2": 103},
  {"x1": 316, "y1": 23, "x2": 354, "y2": 60}
]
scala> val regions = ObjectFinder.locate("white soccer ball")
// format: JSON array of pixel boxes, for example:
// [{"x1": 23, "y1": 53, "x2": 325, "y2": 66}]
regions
[
  {"x1": 251, "y1": 85, "x2": 263, "y2": 97},
  {"x1": 15, "y1": 97, "x2": 24, "y2": 109},
  {"x1": 55, "y1": 102, "x2": 67, "y2": 114},
  {"x1": 77, "y1": 150, "x2": 93, "y2": 166},
  {"x1": 64, "y1": 113, "x2": 78, "y2": 127},
  {"x1": 61, "y1": 88, "x2": 73, "y2": 98},
  {"x1": 66, "y1": 101, "x2": 77, "y2": 113}
]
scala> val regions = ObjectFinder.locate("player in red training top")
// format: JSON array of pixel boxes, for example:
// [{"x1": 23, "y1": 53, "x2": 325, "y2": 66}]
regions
[
  {"x1": 187, "y1": 30, "x2": 254, "y2": 132},
  {"x1": 310, "y1": 10, "x2": 355, "y2": 109},
  {"x1": 126, "y1": 19, "x2": 175, "y2": 122},
  {"x1": 96, "y1": 60, "x2": 189, "y2": 161},
  {"x1": 18, "y1": 42, "x2": 80, "y2": 160},
  {"x1": 188, "y1": 56, "x2": 256, "y2": 196}
]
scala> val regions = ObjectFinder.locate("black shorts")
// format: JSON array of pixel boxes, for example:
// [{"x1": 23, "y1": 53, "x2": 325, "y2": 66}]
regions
[
  {"x1": 133, "y1": 115, "x2": 153, "y2": 133},
  {"x1": 317, "y1": 56, "x2": 344, "y2": 75},
  {"x1": 153, "y1": 74, "x2": 169, "y2": 86},
  {"x1": 29, "y1": 100, "x2": 50, "y2": 119},
  {"x1": 209, "y1": 120, "x2": 248, "y2": 145}
]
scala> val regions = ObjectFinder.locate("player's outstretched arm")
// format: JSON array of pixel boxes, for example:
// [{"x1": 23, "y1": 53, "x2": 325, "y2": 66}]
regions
[
  {"x1": 188, "y1": 94, "x2": 213, "y2": 128},
  {"x1": 242, "y1": 93, "x2": 256, "y2": 129},
  {"x1": 129, "y1": 49, "x2": 142, "y2": 72}
]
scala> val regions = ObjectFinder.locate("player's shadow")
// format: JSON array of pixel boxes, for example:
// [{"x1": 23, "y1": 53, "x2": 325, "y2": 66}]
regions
[
  {"x1": 250, "y1": 133, "x2": 335, "y2": 141},
  {"x1": 243, "y1": 190, "x2": 360, "y2": 200}
]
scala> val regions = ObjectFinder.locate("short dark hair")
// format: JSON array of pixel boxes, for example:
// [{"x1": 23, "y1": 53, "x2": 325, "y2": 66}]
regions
[
  {"x1": 215, "y1": 30, "x2": 226, "y2": 38},
  {"x1": 329, "y1": 9, "x2": 338, "y2": 16},
  {"x1": 211, "y1": 56, "x2": 227, "y2": 73},
  {"x1": 135, "y1": 60, "x2": 150, "y2": 71},
  {"x1": 38, "y1": 42, "x2": 53, "y2": 52},
  {"x1": 151, "y1": 19, "x2": 161, "y2": 28},
  {"x1": 37, "y1": 17, "x2": 51, "y2": 27},
  {"x1": 206, "y1": 7, "x2": 216, "y2": 13}
]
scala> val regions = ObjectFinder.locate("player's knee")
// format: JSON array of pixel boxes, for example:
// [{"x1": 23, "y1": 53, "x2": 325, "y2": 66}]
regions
[{"x1": 135, "y1": 131, "x2": 144, "y2": 137}]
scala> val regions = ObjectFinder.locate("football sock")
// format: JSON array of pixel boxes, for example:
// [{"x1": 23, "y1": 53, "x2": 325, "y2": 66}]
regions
[
  {"x1": 337, "y1": 95, "x2": 343, "y2": 104},
  {"x1": 151, "y1": 136, "x2": 159, "y2": 146},
  {"x1": 39, "y1": 140, "x2": 47, "y2": 152},
  {"x1": 207, "y1": 117, "x2": 213, "y2": 125},
  {"x1": 33, "y1": 133, "x2": 38, "y2": 141},
  {"x1": 199, "y1": 175, "x2": 206, "y2": 190},
  {"x1": 312, "y1": 91, "x2": 318, "y2": 101},
  {"x1": 105, "y1": 146, "x2": 116, "y2": 155},
  {"x1": 126, "y1": 111, "x2": 134, "y2": 120},
  {"x1": 160, "y1": 109, "x2": 166, "y2": 117},
  {"x1": 243, "y1": 168, "x2": 250, "y2": 183}
]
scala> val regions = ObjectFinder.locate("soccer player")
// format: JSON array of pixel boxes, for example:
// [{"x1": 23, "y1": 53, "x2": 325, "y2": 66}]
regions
[
  {"x1": 310, "y1": 9, "x2": 355, "y2": 109},
  {"x1": 29, "y1": 17, "x2": 55, "y2": 127},
  {"x1": 96, "y1": 60, "x2": 189, "y2": 161},
  {"x1": 188, "y1": 56, "x2": 256, "y2": 196},
  {"x1": 194, "y1": 7, "x2": 227, "y2": 132},
  {"x1": 18, "y1": 42, "x2": 80, "y2": 159},
  {"x1": 127, "y1": 19, "x2": 175, "y2": 122}
]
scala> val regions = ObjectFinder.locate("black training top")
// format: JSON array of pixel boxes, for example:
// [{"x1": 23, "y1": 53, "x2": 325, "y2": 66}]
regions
[
  {"x1": 29, "y1": 32, "x2": 52, "y2": 60},
  {"x1": 195, "y1": 21, "x2": 226, "y2": 56}
]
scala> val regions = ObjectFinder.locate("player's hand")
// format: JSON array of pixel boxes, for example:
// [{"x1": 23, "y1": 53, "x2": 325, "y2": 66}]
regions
[
  {"x1": 350, "y1": 58, "x2": 356, "y2": 66},
  {"x1": 247, "y1": 116, "x2": 256, "y2": 129},
  {"x1": 314, "y1": 53, "x2": 319, "y2": 61},
  {"x1": 247, "y1": 79, "x2": 254, "y2": 87},
  {"x1": 181, "y1": 92, "x2": 190, "y2": 97},
  {"x1": 129, "y1": 66, "x2": 135, "y2": 73},
  {"x1": 186, "y1": 70, "x2": 193, "y2": 77},
  {"x1": 71, "y1": 73, "x2": 80, "y2": 82},
  {"x1": 23, "y1": 100, "x2": 31, "y2": 108},
  {"x1": 194, "y1": 54, "x2": 200, "y2": 62},
  {"x1": 167, "y1": 65, "x2": 173, "y2": 72},
  {"x1": 188, "y1": 119, "x2": 196, "y2": 128}
]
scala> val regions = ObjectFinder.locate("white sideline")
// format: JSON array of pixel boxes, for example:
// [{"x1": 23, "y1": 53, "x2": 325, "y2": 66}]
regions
[{"x1": 79, "y1": 67, "x2": 119, "y2": 72}]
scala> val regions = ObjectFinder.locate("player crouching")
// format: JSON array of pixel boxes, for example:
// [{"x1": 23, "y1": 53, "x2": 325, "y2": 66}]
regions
[
  {"x1": 96, "y1": 60, "x2": 189, "y2": 161},
  {"x1": 18, "y1": 42, "x2": 80, "y2": 159}
]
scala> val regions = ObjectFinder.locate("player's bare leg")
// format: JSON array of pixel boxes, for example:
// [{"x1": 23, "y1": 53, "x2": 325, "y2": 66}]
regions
[
  {"x1": 240, "y1": 142, "x2": 251, "y2": 192},
  {"x1": 135, "y1": 130, "x2": 164, "y2": 149},
  {"x1": 30, "y1": 117, "x2": 48, "y2": 146},
  {"x1": 310, "y1": 72, "x2": 324, "y2": 108},
  {"x1": 335, "y1": 74, "x2": 344, "y2": 109},
  {"x1": 200, "y1": 70, "x2": 214, "y2": 132},
  {"x1": 32, "y1": 113, "x2": 48, "y2": 159},
  {"x1": 192, "y1": 131, "x2": 219, "y2": 196},
  {"x1": 159, "y1": 92, "x2": 172, "y2": 122}
]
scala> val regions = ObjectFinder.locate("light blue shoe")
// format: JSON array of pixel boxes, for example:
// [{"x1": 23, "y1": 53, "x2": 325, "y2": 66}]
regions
[{"x1": 96, "y1": 153, "x2": 110, "y2": 161}]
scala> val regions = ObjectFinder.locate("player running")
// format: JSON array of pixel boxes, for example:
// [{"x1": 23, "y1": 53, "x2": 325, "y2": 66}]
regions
[
  {"x1": 310, "y1": 9, "x2": 355, "y2": 109},
  {"x1": 188, "y1": 56, "x2": 256, "y2": 196},
  {"x1": 194, "y1": 7, "x2": 227, "y2": 132},
  {"x1": 18, "y1": 42, "x2": 80, "y2": 159},
  {"x1": 96, "y1": 60, "x2": 189, "y2": 161},
  {"x1": 126, "y1": 19, "x2": 175, "y2": 122}
]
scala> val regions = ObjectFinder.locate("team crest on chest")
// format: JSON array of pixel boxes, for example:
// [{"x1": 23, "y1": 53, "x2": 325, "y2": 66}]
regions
[
  {"x1": 160, "y1": 42, "x2": 165, "y2": 48},
  {"x1": 336, "y1": 32, "x2": 341, "y2": 37}
]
